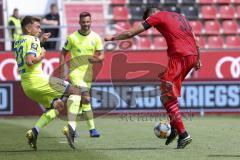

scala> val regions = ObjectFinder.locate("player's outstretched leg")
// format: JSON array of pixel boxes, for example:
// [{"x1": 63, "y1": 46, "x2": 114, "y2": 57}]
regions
[
  {"x1": 177, "y1": 132, "x2": 192, "y2": 149},
  {"x1": 165, "y1": 128, "x2": 177, "y2": 145},
  {"x1": 63, "y1": 124, "x2": 76, "y2": 149},
  {"x1": 26, "y1": 128, "x2": 38, "y2": 151}
]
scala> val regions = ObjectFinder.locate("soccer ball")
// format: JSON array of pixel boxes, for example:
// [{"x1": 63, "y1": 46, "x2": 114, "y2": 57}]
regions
[{"x1": 154, "y1": 121, "x2": 171, "y2": 139}]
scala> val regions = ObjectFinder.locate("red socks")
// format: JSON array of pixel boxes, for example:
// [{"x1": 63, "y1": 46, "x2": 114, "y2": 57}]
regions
[{"x1": 164, "y1": 98, "x2": 186, "y2": 135}]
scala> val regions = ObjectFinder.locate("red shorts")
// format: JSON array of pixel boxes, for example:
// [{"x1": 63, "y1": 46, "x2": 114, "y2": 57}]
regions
[{"x1": 159, "y1": 55, "x2": 197, "y2": 97}]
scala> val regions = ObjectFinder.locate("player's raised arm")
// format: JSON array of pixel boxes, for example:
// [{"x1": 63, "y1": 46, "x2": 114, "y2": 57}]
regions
[
  {"x1": 104, "y1": 24, "x2": 146, "y2": 41},
  {"x1": 40, "y1": 32, "x2": 51, "y2": 45},
  {"x1": 104, "y1": 8, "x2": 160, "y2": 41}
]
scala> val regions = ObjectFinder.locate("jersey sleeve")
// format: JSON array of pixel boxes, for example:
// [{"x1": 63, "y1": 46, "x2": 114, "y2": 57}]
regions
[
  {"x1": 63, "y1": 36, "x2": 72, "y2": 51},
  {"x1": 145, "y1": 12, "x2": 164, "y2": 27},
  {"x1": 95, "y1": 35, "x2": 103, "y2": 51},
  {"x1": 26, "y1": 37, "x2": 39, "y2": 57}
]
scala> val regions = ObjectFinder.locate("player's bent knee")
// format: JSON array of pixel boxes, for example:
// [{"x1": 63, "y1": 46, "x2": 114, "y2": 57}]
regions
[
  {"x1": 53, "y1": 98, "x2": 64, "y2": 111},
  {"x1": 67, "y1": 85, "x2": 81, "y2": 95},
  {"x1": 81, "y1": 92, "x2": 90, "y2": 104},
  {"x1": 160, "y1": 81, "x2": 175, "y2": 97},
  {"x1": 67, "y1": 85, "x2": 90, "y2": 96}
]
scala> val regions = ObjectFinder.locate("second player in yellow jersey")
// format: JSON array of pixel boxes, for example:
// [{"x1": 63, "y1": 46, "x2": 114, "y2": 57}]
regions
[{"x1": 60, "y1": 12, "x2": 104, "y2": 145}]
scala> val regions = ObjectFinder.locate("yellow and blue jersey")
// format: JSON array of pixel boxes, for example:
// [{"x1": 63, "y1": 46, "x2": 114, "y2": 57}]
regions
[
  {"x1": 13, "y1": 34, "x2": 43, "y2": 77},
  {"x1": 14, "y1": 35, "x2": 68, "y2": 108}
]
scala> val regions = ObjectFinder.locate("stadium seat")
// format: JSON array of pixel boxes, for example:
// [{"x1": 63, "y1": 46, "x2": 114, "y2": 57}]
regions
[
  {"x1": 129, "y1": 6, "x2": 144, "y2": 20},
  {"x1": 216, "y1": 0, "x2": 231, "y2": 4},
  {"x1": 219, "y1": 5, "x2": 235, "y2": 19},
  {"x1": 153, "y1": 36, "x2": 167, "y2": 49},
  {"x1": 200, "y1": 5, "x2": 217, "y2": 19},
  {"x1": 151, "y1": 28, "x2": 160, "y2": 35},
  {"x1": 164, "y1": 5, "x2": 181, "y2": 13},
  {"x1": 136, "y1": 37, "x2": 152, "y2": 50},
  {"x1": 207, "y1": 36, "x2": 224, "y2": 48},
  {"x1": 190, "y1": 20, "x2": 203, "y2": 35},
  {"x1": 181, "y1": 0, "x2": 196, "y2": 4},
  {"x1": 196, "y1": 36, "x2": 206, "y2": 48},
  {"x1": 181, "y1": 6, "x2": 198, "y2": 19},
  {"x1": 235, "y1": 6, "x2": 240, "y2": 18},
  {"x1": 222, "y1": 20, "x2": 238, "y2": 34},
  {"x1": 225, "y1": 36, "x2": 240, "y2": 48},
  {"x1": 133, "y1": 21, "x2": 151, "y2": 36},
  {"x1": 129, "y1": 0, "x2": 144, "y2": 5},
  {"x1": 147, "y1": 0, "x2": 160, "y2": 6},
  {"x1": 111, "y1": 0, "x2": 126, "y2": 5},
  {"x1": 112, "y1": 6, "x2": 129, "y2": 20},
  {"x1": 204, "y1": 20, "x2": 221, "y2": 35},
  {"x1": 197, "y1": 0, "x2": 214, "y2": 4},
  {"x1": 162, "y1": 0, "x2": 178, "y2": 4},
  {"x1": 64, "y1": 4, "x2": 105, "y2": 35},
  {"x1": 232, "y1": 0, "x2": 240, "y2": 4},
  {"x1": 115, "y1": 22, "x2": 131, "y2": 34}
]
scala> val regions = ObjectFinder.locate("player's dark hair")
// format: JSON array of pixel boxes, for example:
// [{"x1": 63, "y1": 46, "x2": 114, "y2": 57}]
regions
[
  {"x1": 50, "y1": 3, "x2": 57, "y2": 9},
  {"x1": 21, "y1": 16, "x2": 40, "y2": 33},
  {"x1": 143, "y1": 7, "x2": 160, "y2": 20},
  {"x1": 80, "y1": 12, "x2": 91, "y2": 19},
  {"x1": 13, "y1": 8, "x2": 18, "y2": 13}
]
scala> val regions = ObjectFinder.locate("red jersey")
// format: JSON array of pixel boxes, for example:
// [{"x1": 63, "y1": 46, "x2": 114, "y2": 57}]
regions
[{"x1": 144, "y1": 11, "x2": 198, "y2": 57}]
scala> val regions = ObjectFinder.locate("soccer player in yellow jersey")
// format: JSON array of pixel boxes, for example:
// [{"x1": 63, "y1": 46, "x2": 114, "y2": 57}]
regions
[
  {"x1": 60, "y1": 12, "x2": 104, "y2": 145},
  {"x1": 14, "y1": 16, "x2": 89, "y2": 150}
]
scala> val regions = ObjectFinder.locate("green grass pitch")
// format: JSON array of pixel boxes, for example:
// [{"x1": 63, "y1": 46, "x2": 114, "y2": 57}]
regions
[{"x1": 0, "y1": 116, "x2": 239, "y2": 160}]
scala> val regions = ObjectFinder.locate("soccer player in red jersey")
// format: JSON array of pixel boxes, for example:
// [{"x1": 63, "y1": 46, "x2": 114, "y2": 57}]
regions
[{"x1": 105, "y1": 7, "x2": 201, "y2": 149}]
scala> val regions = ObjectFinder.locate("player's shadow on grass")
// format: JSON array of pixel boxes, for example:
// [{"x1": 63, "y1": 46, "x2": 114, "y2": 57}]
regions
[
  {"x1": 88, "y1": 147, "x2": 168, "y2": 151},
  {"x1": 41, "y1": 136, "x2": 63, "y2": 139},
  {"x1": 208, "y1": 155, "x2": 240, "y2": 158},
  {"x1": 0, "y1": 147, "x2": 169, "y2": 153},
  {"x1": 0, "y1": 149, "x2": 74, "y2": 153}
]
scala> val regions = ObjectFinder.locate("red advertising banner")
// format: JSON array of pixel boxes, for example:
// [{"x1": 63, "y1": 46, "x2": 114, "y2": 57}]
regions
[
  {"x1": 0, "y1": 50, "x2": 239, "y2": 81},
  {"x1": 0, "y1": 82, "x2": 43, "y2": 115}
]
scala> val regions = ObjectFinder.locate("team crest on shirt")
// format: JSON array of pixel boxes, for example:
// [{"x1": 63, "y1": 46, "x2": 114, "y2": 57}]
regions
[
  {"x1": 91, "y1": 40, "x2": 95, "y2": 47},
  {"x1": 31, "y1": 43, "x2": 38, "y2": 52}
]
